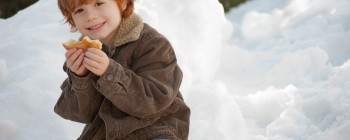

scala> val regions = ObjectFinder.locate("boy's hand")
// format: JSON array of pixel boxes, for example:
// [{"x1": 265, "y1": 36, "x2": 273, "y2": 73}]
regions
[
  {"x1": 65, "y1": 49, "x2": 89, "y2": 76},
  {"x1": 83, "y1": 48, "x2": 109, "y2": 76}
]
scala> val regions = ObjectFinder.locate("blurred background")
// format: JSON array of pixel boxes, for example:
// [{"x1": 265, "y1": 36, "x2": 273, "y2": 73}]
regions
[
  {"x1": 0, "y1": 0, "x2": 247, "y2": 19},
  {"x1": 1, "y1": 0, "x2": 350, "y2": 139}
]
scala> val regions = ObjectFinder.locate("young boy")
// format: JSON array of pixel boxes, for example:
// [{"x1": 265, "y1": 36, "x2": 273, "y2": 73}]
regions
[{"x1": 54, "y1": 0, "x2": 190, "y2": 139}]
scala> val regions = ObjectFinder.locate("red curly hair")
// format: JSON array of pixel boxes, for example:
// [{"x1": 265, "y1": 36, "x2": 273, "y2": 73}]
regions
[{"x1": 58, "y1": 0, "x2": 134, "y2": 32}]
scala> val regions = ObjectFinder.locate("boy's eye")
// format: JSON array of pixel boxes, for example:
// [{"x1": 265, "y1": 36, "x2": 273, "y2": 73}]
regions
[
  {"x1": 74, "y1": 9, "x2": 84, "y2": 14},
  {"x1": 94, "y1": 2, "x2": 104, "y2": 7}
]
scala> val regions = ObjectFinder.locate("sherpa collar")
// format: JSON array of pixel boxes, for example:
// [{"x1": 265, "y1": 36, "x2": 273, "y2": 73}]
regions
[
  {"x1": 78, "y1": 13, "x2": 143, "y2": 55},
  {"x1": 111, "y1": 13, "x2": 144, "y2": 48}
]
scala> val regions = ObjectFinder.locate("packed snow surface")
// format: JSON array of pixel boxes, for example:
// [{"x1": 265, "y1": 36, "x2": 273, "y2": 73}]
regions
[{"x1": 0, "y1": 0, "x2": 349, "y2": 139}]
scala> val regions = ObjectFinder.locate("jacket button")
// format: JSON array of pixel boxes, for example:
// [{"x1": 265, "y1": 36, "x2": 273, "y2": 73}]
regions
[
  {"x1": 104, "y1": 107, "x2": 108, "y2": 111},
  {"x1": 109, "y1": 131, "x2": 117, "y2": 137},
  {"x1": 107, "y1": 75, "x2": 113, "y2": 80}
]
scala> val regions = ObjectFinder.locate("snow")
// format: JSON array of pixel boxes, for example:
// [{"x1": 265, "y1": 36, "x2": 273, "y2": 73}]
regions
[{"x1": 0, "y1": 0, "x2": 349, "y2": 139}]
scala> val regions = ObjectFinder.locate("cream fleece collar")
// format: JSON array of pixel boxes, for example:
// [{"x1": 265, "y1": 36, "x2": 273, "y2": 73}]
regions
[{"x1": 111, "y1": 13, "x2": 144, "y2": 48}]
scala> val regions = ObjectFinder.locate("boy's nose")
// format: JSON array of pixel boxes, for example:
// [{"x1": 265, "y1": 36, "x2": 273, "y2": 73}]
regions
[{"x1": 86, "y1": 10, "x2": 98, "y2": 22}]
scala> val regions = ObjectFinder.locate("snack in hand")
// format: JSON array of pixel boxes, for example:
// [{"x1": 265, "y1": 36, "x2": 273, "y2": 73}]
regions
[{"x1": 63, "y1": 36, "x2": 102, "y2": 52}]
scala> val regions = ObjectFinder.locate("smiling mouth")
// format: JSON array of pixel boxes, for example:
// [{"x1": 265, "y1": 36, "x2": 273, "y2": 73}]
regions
[{"x1": 87, "y1": 22, "x2": 105, "y2": 30}]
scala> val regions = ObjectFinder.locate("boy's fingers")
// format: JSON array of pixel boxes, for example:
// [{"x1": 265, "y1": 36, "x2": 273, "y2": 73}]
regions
[
  {"x1": 71, "y1": 53, "x2": 84, "y2": 70},
  {"x1": 77, "y1": 64, "x2": 86, "y2": 73},
  {"x1": 83, "y1": 56, "x2": 100, "y2": 69},
  {"x1": 87, "y1": 48, "x2": 104, "y2": 57},
  {"x1": 83, "y1": 61, "x2": 98, "y2": 73},
  {"x1": 65, "y1": 48, "x2": 77, "y2": 58},
  {"x1": 68, "y1": 49, "x2": 83, "y2": 64},
  {"x1": 85, "y1": 51, "x2": 103, "y2": 63}
]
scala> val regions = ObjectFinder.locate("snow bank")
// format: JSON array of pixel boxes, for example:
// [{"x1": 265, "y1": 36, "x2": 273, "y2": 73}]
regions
[{"x1": 0, "y1": 0, "x2": 349, "y2": 139}]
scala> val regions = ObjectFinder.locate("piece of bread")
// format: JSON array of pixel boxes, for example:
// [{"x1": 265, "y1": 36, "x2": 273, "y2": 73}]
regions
[{"x1": 63, "y1": 36, "x2": 102, "y2": 52}]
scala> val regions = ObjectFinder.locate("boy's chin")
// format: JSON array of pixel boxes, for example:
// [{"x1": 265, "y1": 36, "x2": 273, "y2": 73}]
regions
[{"x1": 85, "y1": 34, "x2": 105, "y2": 40}]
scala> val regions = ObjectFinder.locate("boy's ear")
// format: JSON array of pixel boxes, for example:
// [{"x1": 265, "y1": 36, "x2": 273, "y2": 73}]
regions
[{"x1": 119, "y1": 0, "x2": 128, "y2": 11}]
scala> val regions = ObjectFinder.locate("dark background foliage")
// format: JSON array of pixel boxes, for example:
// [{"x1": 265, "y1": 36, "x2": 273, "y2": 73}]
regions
[
  {"x1": 0, "y1": 0, "x2": 38, "y2": 19},
  {"x1": 219, "y1": 0, "x2": 247, "y2": 12},
  {"x1": 0, "y1": 0, "x2": 247, "y2": 19}
]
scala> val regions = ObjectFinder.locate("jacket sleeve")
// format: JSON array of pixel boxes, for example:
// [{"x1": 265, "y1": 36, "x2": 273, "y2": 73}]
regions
[
  {"x1": 96, "y1": 35, "x2": 182, "y2": 118},
  {"x1": 54, "y1": 63, "x2": 104, "y2": 123}
]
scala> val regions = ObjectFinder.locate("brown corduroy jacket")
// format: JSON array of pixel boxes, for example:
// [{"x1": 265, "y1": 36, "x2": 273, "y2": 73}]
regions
[{"x1": 54, "y1": 14, "x2": 190, "y2": 140}]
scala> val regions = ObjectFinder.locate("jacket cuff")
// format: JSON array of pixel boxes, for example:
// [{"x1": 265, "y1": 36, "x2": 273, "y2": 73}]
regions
[
  {"x1": 102, "y1": 58, "x2": 123, "y2": 82},
  {"x1": 67, "y1": 70, "x2": 93, "y2": 91},
  {"x1": 96, "y1": 59, "x2": 128, "y2": 96}
]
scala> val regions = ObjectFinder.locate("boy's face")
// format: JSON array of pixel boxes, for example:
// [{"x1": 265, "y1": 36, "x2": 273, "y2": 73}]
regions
[{"x1": 71, "y1": 0, "x2": 122, "y2": 41}]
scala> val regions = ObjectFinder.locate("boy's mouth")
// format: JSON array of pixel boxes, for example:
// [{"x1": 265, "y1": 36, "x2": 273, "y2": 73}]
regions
[{"x1": 87, "y1": 22, "x2": 106, "y2": 30}]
